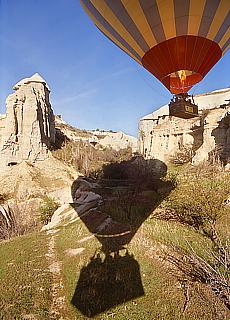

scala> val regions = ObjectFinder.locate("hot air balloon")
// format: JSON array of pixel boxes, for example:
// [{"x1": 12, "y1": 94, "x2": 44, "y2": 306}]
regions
[{"x1": 80, "y1": 0, "x2": 230, "y2": 118}]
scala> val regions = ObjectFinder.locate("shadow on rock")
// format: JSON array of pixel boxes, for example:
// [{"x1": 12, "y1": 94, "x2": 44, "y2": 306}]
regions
[
  {"x1": 71, "y1": 250, "x2": 144, "y2": 317},
  {"x1": 71, "y1": 156, "x2": 174, "y2": 253}
]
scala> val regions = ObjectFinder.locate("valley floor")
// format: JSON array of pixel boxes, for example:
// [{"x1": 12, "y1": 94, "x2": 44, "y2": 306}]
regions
[{"x1": 0, "y1": 210, "x2": 229, "y2": 319}]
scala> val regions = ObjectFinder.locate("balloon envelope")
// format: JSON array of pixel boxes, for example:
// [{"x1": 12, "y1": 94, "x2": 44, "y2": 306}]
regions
[{"x1": 81, "y1": 0, "x2": 230, "y2": 94}]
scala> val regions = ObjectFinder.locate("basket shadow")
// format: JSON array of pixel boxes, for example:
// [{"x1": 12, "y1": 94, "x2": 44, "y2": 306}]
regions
[{"x1": 71, "y1": 250, "x2": 144, "y2": 317}]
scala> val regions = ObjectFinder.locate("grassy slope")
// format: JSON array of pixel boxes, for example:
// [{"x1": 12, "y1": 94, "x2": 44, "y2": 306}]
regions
[
  {"x1": 0, "y1": 215, "x2": 228, "y2": 319},
  {"x1": 0, "y1": 233, "x2": 52, "y2": 320},
  {"x1": 55, "y1": 215, "x2": 228, "y2": 319}
]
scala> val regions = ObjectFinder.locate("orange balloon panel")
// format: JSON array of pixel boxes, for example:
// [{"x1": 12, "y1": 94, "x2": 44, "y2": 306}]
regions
[
  {"x1": 142, "y1": 35, "x2": 222, "y2": 93},
  {"x1": 80, "y1": 0, "x2": 230, "y2": 94}
]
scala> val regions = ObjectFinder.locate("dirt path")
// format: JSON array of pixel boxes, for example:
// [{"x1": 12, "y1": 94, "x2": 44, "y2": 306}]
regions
[{"x1": 46, "y1": 230, "x2": 69, "y2": 320}]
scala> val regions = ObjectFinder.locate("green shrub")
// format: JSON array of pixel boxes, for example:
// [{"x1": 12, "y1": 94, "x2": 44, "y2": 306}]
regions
[
  {"x1": 162, "y1": 165, "x2": 230, "y2": 239},
  {"x1": 39, "y1": 196, "x2": 60, "y2": 225},
  {"x1": 170, "y1": 146, "x2": 194, "y2": 165},
  {"x1": 160, "y1": 164, "x2": 230, "y2": 309},
  {"x1": 102, "y1": 156, "x2": 167, "y2": 187}
]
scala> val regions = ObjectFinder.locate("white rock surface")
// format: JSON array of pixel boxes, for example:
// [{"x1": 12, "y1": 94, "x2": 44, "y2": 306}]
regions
[
  {"x1": 65, "y1": 247, "x2": 85, "y2": 256},
  {"x1": 13, "y1": 73, "x2": 51, "y2": 91},
  {"x1": 0, "y1": 157, "x2": 78, "y2": 201},
  {"x1": 139, "y1": 88, "x2": 230, "y2": 164},
  {"x1": 0, "y1": 204, "x2": 12, "y2": 228},
  {"x1": 55, "y1": 115, "x2": 137, "y2": 152},
  {"x1": 0, "y1": 73, "x2": 55, "y2": 166},
  {"x1": 41, "y1": 177, "x2": 102, "y2": 231},
  {"x1": 91, "y1": 130, "x2": 138, "y2": 151},
  {"x1": 41, "y1": 204, "x2": 78, "y2": 231},
  {"x1": 41, "y1": 195, "x2": 100, "y2": 231},
  {"x1": 141, "y1": 88, "x2": 230, "y2": 120}
]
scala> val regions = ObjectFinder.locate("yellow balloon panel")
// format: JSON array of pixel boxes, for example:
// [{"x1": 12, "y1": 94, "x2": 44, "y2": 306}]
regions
[
  {"x1": 81, "y1": 0, "x2": 230, "y2": 59},
  {"x1": 81, "y1": 0, "x2": 230, "y2": 94}
]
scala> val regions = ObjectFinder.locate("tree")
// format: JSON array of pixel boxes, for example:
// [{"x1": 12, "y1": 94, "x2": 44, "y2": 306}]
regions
[{"x1": 39, "y1": 196, "x2": 59, "y2": 225}]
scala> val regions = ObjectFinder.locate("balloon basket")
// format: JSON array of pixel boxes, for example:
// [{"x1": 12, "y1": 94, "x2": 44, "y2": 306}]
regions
[{"x1": 169, "y1": 93, "x2": 198, "y2": 119}]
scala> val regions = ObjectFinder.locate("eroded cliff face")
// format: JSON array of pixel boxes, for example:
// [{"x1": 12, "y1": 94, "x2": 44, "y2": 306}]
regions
[
  {"x1": 0, "y1": 73, "x2": 55, "y2": 166},
  {"x1": 139, "y1": 88, "x2": 230, "y2": 164},
  {"x1": 54, "y1": 115, "x2": 138, "y2": 152}
]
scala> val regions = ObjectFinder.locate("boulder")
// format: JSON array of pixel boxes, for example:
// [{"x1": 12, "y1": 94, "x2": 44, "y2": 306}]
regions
[
  {"x1": 74, "y1": 191, "x2": 102, "y2": 205},
  {"x1": 41, "y1": 204, "x2": 78, "y2": 231}
]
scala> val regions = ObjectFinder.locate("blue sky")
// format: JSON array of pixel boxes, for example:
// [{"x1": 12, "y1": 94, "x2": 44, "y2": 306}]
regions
[{"x1": 0, "y1": 0, "x2": 229, "y2": 136}]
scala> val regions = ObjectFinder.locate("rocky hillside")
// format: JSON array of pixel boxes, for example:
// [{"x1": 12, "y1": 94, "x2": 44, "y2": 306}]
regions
[
  {"x1": 0, "y1": 74, "x2": 137, "y2": 168},
  {"x1": 55, "y1": 115, "x2": 137, "y2": 152},
  {"x1": 1, "y1": 161, "x2": 229, "y2": 319},
  {"x1": 139, "y1": 88, "x2": 230, "y2": 164},
  {"x1": 0, "y1": 75, "x2": 229, "y2": 319},
  {"x1": 0, "y1": 74, "x2": 137, "y2": 234}
]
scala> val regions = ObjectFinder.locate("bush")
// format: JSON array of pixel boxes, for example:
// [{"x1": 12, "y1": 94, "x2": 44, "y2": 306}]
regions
[
  {"x1": 170, "y1": 146, "x2": 194, "y2": 165},
  {"x1": 165, "y1": 242, "x2": 230, "y2": 310},
  {"x1": 51, "y1": 136, "x2": 133, "y2": 175},
  {"x1": 161, "y1": 164, "x2": 230, "y2": 310},
  {"x1": 162, "y1": 164, "x2": 230, "y2": 239},
  {"x1": 39, "y1": 196, "x2": 59, "y2": 225},
  {"x1": 102, "y1": 156, "x2": 167, "y2": 188}
]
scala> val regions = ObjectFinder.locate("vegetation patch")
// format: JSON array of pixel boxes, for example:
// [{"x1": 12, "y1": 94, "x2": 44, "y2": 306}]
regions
[
  {"x1": 1, "y1": 161, "x2": 229, "y2": 319},
  {"x1": 0, "y1": 233, "x2": 52, "y2": 320},
  {"x1": 51, "y1": 131, "x2": 133, "y2": 175},
  {"x1": 39, "y1": 196, "x2": 60, "y2": 225},
  {"x1": 54, "y1": 216, "x2": 228, "y2": 319},
  {"x1": 154, "y1": 163, "x2": 230, "y2": 310}
]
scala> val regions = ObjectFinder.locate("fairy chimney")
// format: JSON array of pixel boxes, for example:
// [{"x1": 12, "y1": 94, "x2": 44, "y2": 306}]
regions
[{"x1": 0, "y1": 73, "x2": 55, "y2": 166}]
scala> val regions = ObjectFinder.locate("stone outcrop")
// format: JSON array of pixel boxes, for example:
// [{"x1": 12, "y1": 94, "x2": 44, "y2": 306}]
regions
[
  {"x1": 41, "y1": 178, "x2": 131, "y2": 252},
  {"x1": 55, "y1": 115, "x2": 138, "y2": 152},
  {"x1": 0, "y1": 156, "x2": 79, "y2": 234},
  {"x1": 0, "y1": 73, "x2": 55, "y2": 166},
  {"x1": 139, "y1": 88, "x2": 230, "y2": 164},
  {"x1": 90, "y1": 130, "x2": 138, "y2": 151},
  {"x1": 0, "y1": 157, "x2": 78, "y2": 202}
]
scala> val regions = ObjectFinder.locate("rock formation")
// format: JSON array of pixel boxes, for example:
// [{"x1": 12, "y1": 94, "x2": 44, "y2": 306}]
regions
[
  {"x1": 0, "y1": 73, "x2": 139, "y2": 237},
  {"x1": 55, "y1": 115, "x2": 138, "y2": 152},
  {"x1": 41, "y1": 177, "x2": 131, "y2": 251},
  {"x1": 90, "y1": 130, "x2": 138, "y2": 151},
  {"x1": 0, "y1": 73, "x2": 55, "y2": 166},
  {"x1": 139, "y1": 88, "x2": 230, "y2": 164}
]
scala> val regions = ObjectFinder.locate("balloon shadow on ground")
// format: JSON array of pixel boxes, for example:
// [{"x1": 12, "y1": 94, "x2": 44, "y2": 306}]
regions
[
  {"x1": 70, "y1": 156, "x2": 175, "y2": 317},
  {"x1": 71, "y1": 250, "x2": 144, "y2": 317}
]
